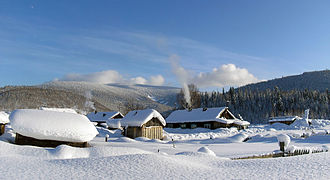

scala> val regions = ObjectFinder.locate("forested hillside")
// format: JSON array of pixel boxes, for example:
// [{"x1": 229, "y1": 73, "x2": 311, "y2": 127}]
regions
[
  {"x1": 176, "y1": 70, "x2": 329, "y2": 124},
  {"x1": 240, "y1": 70, "x2": 330, "y2": 92},
  {"x1": 200, "y1": 87, "x2": 329, "y2": 124}
]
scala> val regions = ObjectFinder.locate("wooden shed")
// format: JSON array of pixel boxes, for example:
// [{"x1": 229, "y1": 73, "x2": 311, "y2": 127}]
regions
[
  {"x1": 269, "y1": 116, "x2": 301, "y2": 125},
  {"x1": 121, "y1": 109, "x2": 166, "y2": 139},
  {"x1": 166, "y1": 107, "x2": 250, "y2": 130},
  {"x1": 10, "y1": 109, "x2": 98, "y2": 148}
]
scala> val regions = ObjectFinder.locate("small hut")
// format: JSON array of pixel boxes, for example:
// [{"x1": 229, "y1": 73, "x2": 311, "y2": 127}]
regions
[
  {"x1": 0, "y1": 111, "x2": 10, "y2": 136},
  {"x1": 10, "y1": 109, "x2": 98, "y2": 147},
  {"x1": 166, "y1": 107, "x2": 250, "y2": 130},
  {"x1": 121, "y1": 109, "x2": 166, "y2": 139},
  {"x1": 87, "y1": 111, "x2": 124, "y2": 126},
  {"x1": 269, "y1": 116, "x2": 301, "y2": 125}
]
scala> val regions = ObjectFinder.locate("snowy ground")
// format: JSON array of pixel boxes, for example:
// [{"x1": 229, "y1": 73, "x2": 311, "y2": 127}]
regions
[{"x1": 1, "y1": 119, "x2": 330, "y2": 179}]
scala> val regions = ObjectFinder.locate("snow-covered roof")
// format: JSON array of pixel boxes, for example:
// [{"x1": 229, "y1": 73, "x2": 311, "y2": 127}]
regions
[
  {"x1": 9, "y1": 109, "x2": 98, "y2": 142},
  {"x1": 269, "y1": 116, "x2": 301, "y2": 123},
  {"x1": 166, "y1": 107, "x2": 250, "y2": 126},
  {"x1": 39, "y1": 107, "x2": 78, "y2": 114},
  {"x1": 120, "y1": 109, "x2": 166, "y2": 127},
  {"x1": 166, "y1": 107, "x2": 229, "y2": 123},
  {"x1": 87, "y1": 111, "x2": 123, "y2": 122},
  {"x1": 233, "y1": 119, "x2": 250, "y2": 126},
  {"x1": 0, "y1": 111, "x2": 10, "y2": 124}
]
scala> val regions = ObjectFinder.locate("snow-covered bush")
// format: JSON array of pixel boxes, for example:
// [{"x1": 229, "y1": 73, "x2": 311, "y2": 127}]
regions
[{"x1": 277, "y1": 134, "x2": 291, "y2": 148}]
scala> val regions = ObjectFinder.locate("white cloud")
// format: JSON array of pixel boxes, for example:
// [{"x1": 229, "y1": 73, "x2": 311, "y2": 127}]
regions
[
  {"x1": 60, "y1": 70, "x2": 165, "y2": 86},
  {"x1": 191, "y1": 64, "x2": 259, "y2": 88},
  {"x1": 149, "y1": 75, "x2": 165, "y2": 86},
  {"x1": 62, "y1": 70, "x2": 123, "y2": 84},
  {"x1": 130, "y1": 76, "x2": 147, "y2": 85}
]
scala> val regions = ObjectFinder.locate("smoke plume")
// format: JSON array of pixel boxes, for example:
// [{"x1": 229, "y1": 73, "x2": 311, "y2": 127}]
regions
[{"x1": 169, "y1": 54, "x2": 191, "y2": 108}]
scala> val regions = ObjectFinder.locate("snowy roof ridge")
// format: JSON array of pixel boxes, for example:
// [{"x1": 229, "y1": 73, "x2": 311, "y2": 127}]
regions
[
  {"x1": 120, "y1": 109, "x2": 165, "y2": 127},
  {"x1": 87, "y1": 111, "x2": 123, "y2": 122},
  {"x1": 269, "y1": 116, "x2": 301, "y2": 122},
  {"x1": 10, "y1": 109, "x2": 98, "y2": 142}
]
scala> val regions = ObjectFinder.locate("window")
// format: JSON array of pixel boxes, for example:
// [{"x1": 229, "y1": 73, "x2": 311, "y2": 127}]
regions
[
  {"x1": 180, "y1": 124, "x2": 186, "y2": 129},
  {"x1": 191, "y1": 124, "x2": 197, "y2": 129},
  {"x1": 204, "y1": 123, "x2": 211, "y2": 129},
  {"x1": 167, "y1": 124, "x2": 173, "y2": 128}
]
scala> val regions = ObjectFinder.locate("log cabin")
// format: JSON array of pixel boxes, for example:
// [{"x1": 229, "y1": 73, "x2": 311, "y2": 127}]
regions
[
  {"x1": 120, "y1": 109, "x2": 166, "y2": 139},
  {"x1": 268, "y1": 116, "x2": 301, "y2": 125},
  {"x1": 166, "y1": 107, "x2": 250, "y2": 130}
]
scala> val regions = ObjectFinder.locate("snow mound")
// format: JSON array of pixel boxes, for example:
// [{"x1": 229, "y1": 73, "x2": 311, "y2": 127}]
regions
[
  {"x1": 0, "y1": 111, "x2": 10, "y2": 124},
  {"x1": 197, "y1": 147, "x2": 216, "y2": 156},
  {"x1": 10, "y1": 109, "x2": 98, "y2": 142},
  {"x1": 135, "y1": 137, "x2": 150, "y2": 141},
  {"x1": 113, "y1": 137, "x2": 136, "y2": 142},
  {"x1": 277, "y1": 134, "x2": 291, "y2": 147},
  {"x1": 228, "y1": 133, "x2": 249, "y2": 142},
  {"x1": 51, "y1": 145, "x2": 90, "y2": 159},
  {"x1": 106, "y1": 119, "x2": 121, "y2": 129}
]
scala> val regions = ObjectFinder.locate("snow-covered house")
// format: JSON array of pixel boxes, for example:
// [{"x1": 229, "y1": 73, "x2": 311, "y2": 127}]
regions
[
  {"x1": 120, "y1": 109, "x2": 166, "y2": 139},
  {"x1": 9, "y1": 109, "x2": 98, "y2": 147},
  {"x1": 0, "y1": 111, "x2": 10, "y2": 135},
  {"x1": 269, "y1": 116, "x2": 302, "y2": 125},
  {"x1": 166, "y1": 107, "x2": 250, "y2": 130},
  {"x1": 87, "y1": 111, "x2": 124, "y2": 126}
]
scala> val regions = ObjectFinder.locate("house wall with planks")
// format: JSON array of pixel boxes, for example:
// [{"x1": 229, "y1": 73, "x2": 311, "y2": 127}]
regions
[
  {"x1": 15, "y1": 133, "x2": 90, "y2": 148},
  {"x1": 0, "y1": 124, "x2": 5, "y2": 135}
]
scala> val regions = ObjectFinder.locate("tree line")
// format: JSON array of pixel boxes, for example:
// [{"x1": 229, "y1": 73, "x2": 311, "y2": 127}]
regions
[{"x1": 177, "y1": 84, "x2": 329, "y2": 124}]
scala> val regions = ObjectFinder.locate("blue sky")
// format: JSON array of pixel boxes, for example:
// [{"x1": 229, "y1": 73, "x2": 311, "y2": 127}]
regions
[{"x1": 0, "y1": 0, "x2": 329, "y2": 88}]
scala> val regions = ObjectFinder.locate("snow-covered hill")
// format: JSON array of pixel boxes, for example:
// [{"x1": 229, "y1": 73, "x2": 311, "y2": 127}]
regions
[
  {"x1": 40, "y1": 81, "x2": 180, "y2": 113},
  {"x1": 0, "y1": 81, "x2": 179, "y2": 114}
]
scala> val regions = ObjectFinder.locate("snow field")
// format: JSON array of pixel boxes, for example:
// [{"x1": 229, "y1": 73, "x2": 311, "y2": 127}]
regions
[{"x1": 1, "y1": 119, "x2": 330, "y2": 179}]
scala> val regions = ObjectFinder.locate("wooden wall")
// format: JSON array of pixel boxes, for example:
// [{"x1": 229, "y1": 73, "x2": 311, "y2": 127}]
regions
[
  {"x1": 15, "y1": 133, "x2": 90, "y2": 148},
  {"x1": 166, "y1": 121, "x2": 230, "y2": 130},
  {"x1": 124, "y1": 126, "x2": 163, "y2": 139},
  {"x1": 269, "y1": 121, "x2": 294, "y2": 125},
  {"x1": 0, "y1": 124, "x2": 5, "y2": 135},
  {"x1": 142, "y1": 126, "x2": 163, "y2": 139}
]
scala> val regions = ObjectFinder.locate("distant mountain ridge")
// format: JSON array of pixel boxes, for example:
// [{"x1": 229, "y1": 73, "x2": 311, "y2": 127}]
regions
[
  {"x1": 0, "y1": 81, "x2": 180, "y2": 114},
  {"x1": 239, "y1": 70, "x2": 330, "y2": 92}
]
